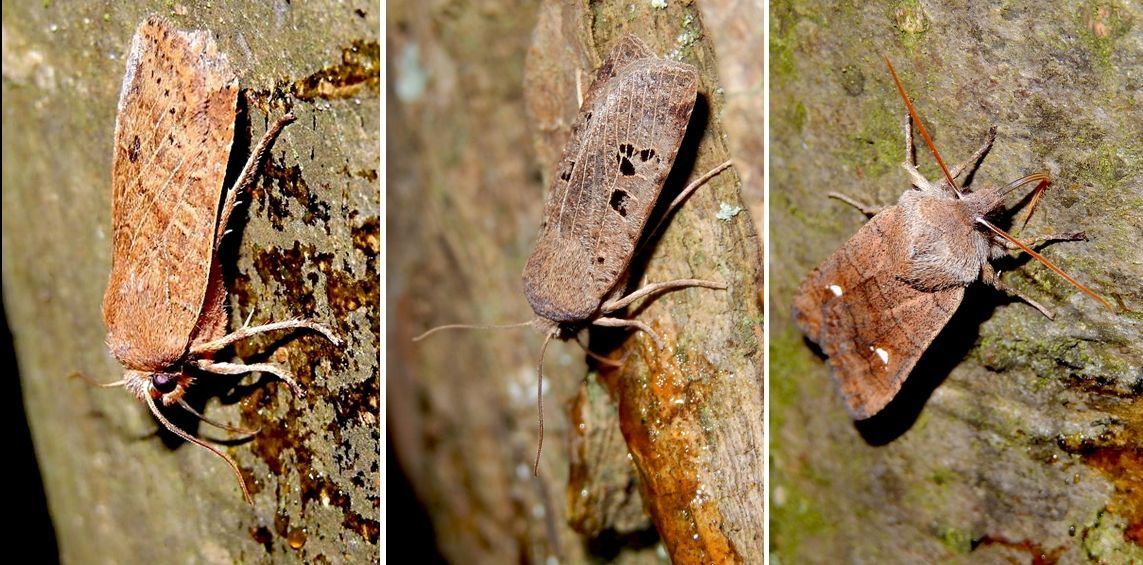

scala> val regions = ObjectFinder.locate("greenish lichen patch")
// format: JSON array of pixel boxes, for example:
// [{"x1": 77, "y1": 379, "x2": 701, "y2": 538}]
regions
[
  {"x1": 769, "y1": 0, "x2": 798, "y2": 83},
  {"x1": 836, "y1": 96, "x2": 906, "y2": 181},
  {"x1": 929, "y1": 467, "x2": 956, "y2": 486},
  {"x1": 934, "y1": 523, "x2": 973, "y2": 554},
  {"x1": 791, "y1": 100, "x2": 807, "y2": 133},
  {"x1": 770, "y1": 482, "x2": 833, "y2": 559},
  {"x1": 1076, "y1": 1, "x2": 1134, "y2": 68},
  {"x1": 769, "y1": 327, "x2": 817, "y2": 433},
  {"x1": 890, "y1": 0, "x2": 928, "y2": 49},
  {"x1": 976, "y1": 331, "x2": 1138, "y2": 398}
]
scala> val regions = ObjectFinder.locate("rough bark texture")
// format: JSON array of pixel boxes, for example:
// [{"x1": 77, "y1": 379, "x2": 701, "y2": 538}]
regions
[
  {"x1": 2, "y1": 2, "x2": 380, "y2": 562},
  {"x1": 388, "y1": 0, "x2": 763, "y2": 562},
  {"x1": 771, "y1": 1, "x2": 1142, "y2": 563}
]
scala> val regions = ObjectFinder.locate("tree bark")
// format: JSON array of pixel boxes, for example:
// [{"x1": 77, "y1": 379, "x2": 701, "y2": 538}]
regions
[
  {"x1": 2, "y1": 2, "x2": 380, "y2": 562},
  {"x1": 770, "y1": 1, "x2": 1142, "y2": 562},
  {"x1": 388, "y1": 0, "x2": 763, "y2": 562}
]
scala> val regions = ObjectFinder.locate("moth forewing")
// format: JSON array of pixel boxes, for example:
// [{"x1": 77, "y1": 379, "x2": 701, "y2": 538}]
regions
[
  {"x1": 103, "y1": 18, "x2": 238, "y2": 371},
  {"x1": 523, "y1": 44, "x2": 701, "y2": 326}
]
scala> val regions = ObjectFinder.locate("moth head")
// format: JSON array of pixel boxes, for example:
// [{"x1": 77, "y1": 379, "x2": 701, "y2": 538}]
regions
[{"x1": 122, "y1": 369, "x2": 191, "y2": 405}]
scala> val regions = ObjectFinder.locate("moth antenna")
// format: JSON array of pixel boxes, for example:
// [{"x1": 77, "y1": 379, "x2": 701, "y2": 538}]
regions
[
  {"x1": 412, "y1": 320, "x2": 534, "y2": 341},
  {"x1": 242, "y1": 308, "x2": 256, "y2": 329},
  {"x1": 977, "y1": 218, "x2": 1112, "y2": 311},
  {"x1": 70, "y1": 372, "x2": 127, "y2": 388},
  {"x1": 144, "y1": 393, "x2": 253, "y2": 503},
  {"x1": 884, "y1": 56, "x2": 960, "y2": 197},
  {"x1": 533, "y1": 329, "x2": 556, "y2": 476},
  {"x1": 176, "y1": 399, "x2": 260, "y2": 438}
]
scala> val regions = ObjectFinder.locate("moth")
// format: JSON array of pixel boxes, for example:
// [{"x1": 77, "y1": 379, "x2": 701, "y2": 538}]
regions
[
  {"x1": 417, "y1": 35, "x2": 732, "y2": 469},
  {"x1": 792, "y1": 57, "x2": 1110, "y2": 419},
  {"x1": 96, "y1": 17, "x2": 338, "y2": 502}
]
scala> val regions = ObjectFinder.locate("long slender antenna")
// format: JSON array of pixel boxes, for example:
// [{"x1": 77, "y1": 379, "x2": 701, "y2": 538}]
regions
[
  {"x1": 145, "y1": 394, "x2": 253, "y2": 503},
  {"x1": 71, "y1": 372, "x2": 126, "y2": 388},
  {"x1": 412, "y1": 320, "x2": 534, "y2": 342},
  {"x1": 884, "y1": 56, "x2": 961, "y2": 197},
  {"x1": 533, "y1": 330, "x2": 556, "y2": 476},
  {"x1": 977, "y1": 218, "x2": 1112, "y2": 311}
]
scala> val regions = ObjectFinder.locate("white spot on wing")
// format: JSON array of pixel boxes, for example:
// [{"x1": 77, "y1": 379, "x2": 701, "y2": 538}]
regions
[
  {"x1": 828, "y1": 284, "x2": 843, "y2": 297},
  {"x1": 875, "y1": 347, "x2": 889, "y2": 365}
]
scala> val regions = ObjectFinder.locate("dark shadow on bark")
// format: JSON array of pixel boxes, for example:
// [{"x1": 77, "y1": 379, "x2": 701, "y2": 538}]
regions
[
  {"x1": 385, "y1": 440, "x2": 446, "y2": 564},
  {"x1": 1, "y1": 298, "x2": 59, "y2": 556},
  {"x1": 854, "y1": 285, "x2": 998, "y2": 444}
]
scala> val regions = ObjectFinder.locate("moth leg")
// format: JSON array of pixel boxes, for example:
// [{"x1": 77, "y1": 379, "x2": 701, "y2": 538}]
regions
[
  {"x1": 575, "y1": 68, "x2": 585, "y2": 108},
  {"x1": 194, "y1": 358, "x2": 306, "y2": 398},
  {"x1": 189, "y1": 319, "x2": 340, "y2": 356},
  {"x1": 640, "y1": 160, "x2": 735, "y2": 246},
  {"x1": 573, "y1": 334, "x2": 628, "y2": 367},
  {"x1": 904, "y1": 113, "x2": 916, "y2": 167},
  {"x1": 950, "y1": 125, "x2": 997, "y2": 183},
  {"x1": 828, "y1": 192, "x2": 884, "y2": 218},
  {"x1": 215, "y1": 112, "x2": 298, "y2": 247},
  {"x1": 1001, "y1": 231, "x2": 1087, "y2": 250},
  {"x1": 982, "y1": 264, "x2": 1054, "y2": 319},
  {"x1": 176, "y1": 399, "x2": 260, "y2": 438},
  {"x1": 897, "y1": 114, "x2": 935, "y2": 188},
  {"x1": 592, "y1": 317, "x2": 664, "y2": 349},
  {"x1": 602, "y1": 279, "x2": 726, "y2": 313}
]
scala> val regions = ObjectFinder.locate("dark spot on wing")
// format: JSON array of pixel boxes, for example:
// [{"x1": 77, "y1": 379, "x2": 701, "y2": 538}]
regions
[{"x1": 609, "y1": 189, "x2": 630, "y2": 216}]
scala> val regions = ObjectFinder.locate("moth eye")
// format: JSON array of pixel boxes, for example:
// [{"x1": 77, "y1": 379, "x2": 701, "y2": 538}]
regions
[{"x1": 152, "y1": 373, "x2": 178, "y2": 394}]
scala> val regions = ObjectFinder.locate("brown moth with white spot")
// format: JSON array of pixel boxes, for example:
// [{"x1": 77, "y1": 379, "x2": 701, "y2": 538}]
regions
[
  {"x1": 416, "y1": 35, "x2": 732, "y2": 470},
  {"x1": 792, "y1": 58, "x2": 1111, "y2": 419},
  {"x1": 97, "y1": 17, "x2": 338, "y2": 502}
]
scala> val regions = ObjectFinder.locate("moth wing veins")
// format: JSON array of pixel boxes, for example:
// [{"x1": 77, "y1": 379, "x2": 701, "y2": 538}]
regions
[
  {"x1": 103, "y1": 17, "x2": 239, "y2": 370},
  {"x1": 523, "y1": 43, "x2": 699, "y2": 326}
]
